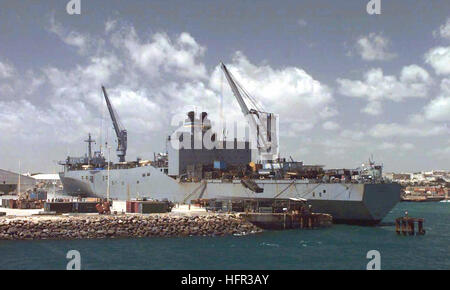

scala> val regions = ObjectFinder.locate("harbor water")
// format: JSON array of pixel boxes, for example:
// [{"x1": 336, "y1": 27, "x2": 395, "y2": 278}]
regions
[{"x1": 0, "y1": 202, "x2": 448, "y2": 270}]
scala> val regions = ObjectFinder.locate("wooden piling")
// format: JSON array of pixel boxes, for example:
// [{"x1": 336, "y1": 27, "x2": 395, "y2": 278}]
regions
[
  {"x1": 395, "y1": 217, "x2": 425, "y2": 236},
  {"x1": 417, "y1": 219, "x2": 425, "y2": 235},
  {"x1": 407, "y1": 220, "x2": 414, "y2": 235},
  {"x1": 401, "y1": 219, "x2": 407, "y2": 235}
]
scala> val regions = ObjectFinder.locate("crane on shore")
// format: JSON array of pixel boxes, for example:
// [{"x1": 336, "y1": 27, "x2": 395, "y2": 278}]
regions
[{"x1": 101, "y1": 86, "x2": 127, "y2": 162}]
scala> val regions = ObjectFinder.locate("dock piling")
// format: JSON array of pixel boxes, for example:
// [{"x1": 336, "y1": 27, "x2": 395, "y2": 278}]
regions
[{"x1": 395, "y1": 216, "x2": 425, "y2": 236}]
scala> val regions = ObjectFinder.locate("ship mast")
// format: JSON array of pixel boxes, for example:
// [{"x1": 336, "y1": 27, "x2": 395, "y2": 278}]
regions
[
  {"x1": 84, "y1": 133, "x2": 95, "y2": 164},
  {"x1": 101, "y1": 86, "x2": 127, "y2": 162}
]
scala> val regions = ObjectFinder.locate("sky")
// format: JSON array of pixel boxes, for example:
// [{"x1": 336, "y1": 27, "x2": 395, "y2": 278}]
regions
[{"x1": 0, "y1": 0, "x2": 449, "y2": 174}]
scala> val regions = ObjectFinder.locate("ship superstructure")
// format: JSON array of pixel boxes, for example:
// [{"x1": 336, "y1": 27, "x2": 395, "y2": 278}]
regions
[{"x1": 59, "y1": 67, "x2": 401, "y2": 225}]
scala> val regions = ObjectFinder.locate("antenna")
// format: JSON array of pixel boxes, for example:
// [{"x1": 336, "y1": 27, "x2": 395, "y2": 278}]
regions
[
  {"x1": 107, "y1": 145, "x2": 111, "y2": 200},
  {"x1": 100, "y1": 89, "x2": 105, "y2": 155},
  {"x1": 220, "y1": 70, "x2": 224, "y2": 139},
  {"x1": 84, "y1": 133, "x2": 95, "y2": 163}
]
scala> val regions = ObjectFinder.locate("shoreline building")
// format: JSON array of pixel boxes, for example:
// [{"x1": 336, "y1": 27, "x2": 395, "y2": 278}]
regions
[{"x1": 0, "y1": 169, "x2": 36, "y2": 195}]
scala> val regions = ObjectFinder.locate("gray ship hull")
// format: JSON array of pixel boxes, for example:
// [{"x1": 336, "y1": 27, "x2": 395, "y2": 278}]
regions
[{"x1": 59, "y1": 165, "x2": 401, "y2": 224}]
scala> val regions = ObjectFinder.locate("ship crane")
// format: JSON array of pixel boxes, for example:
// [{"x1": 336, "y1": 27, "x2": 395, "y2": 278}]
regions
[
  {"x1": 220, "y1": 62, "x2": 278, "y2": 162},
  {"x1": 102, "y1": 86, "x2": 127, "y2": 162}
]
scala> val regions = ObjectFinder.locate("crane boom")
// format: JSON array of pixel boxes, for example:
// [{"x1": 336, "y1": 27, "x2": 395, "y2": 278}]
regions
[
  {"x1": 102, "y1": 86, "x2": 127, "y2": 162},
  {"x1": 220, "y1": 62, "x2": 261, "y2": 147},
  {"x1": 220, "y1": 63, "x2": 251, "y2": 116},
  {"x1": 220, "y1": 62, "x2": 277, "y2": 161}
]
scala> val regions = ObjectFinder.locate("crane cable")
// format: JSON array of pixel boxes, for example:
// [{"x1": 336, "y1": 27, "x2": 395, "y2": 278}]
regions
[{"x1": 226, "y1": 67, "x2": 264, "y2": 113}]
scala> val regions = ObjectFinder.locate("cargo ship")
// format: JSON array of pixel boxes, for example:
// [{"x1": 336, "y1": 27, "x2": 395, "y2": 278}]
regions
[{"x1": 59, "y1": 63, "x2": 401, "y2": 225}]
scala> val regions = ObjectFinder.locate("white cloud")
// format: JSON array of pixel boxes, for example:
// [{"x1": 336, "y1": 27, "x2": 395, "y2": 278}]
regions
[
  {"x1": 43, "y1": 54, "x2": 123, "y2": 105},
  {"x1": 2, "y1": 18, "x2": 447, "y2": 172},
  {"x1": 106, "y1": 87, "x2": 164, "y2": 133},
  {"x1": 0, "y1": 60, "x2": 15, "y2": 79},
  {"x1": 401, "y1": 143, "x2": 415, "y2": 150},
  {"x1": 424, "y1": 46, "x2": 450, "y2": 75},
  {"x1": 376, "y1": 142, "x2": 414, "y2": 151},
  {"x1": 424, "y1": 78, "x2": 450, "y2": 122},
  {"x1": 0, "y1": 62, "x2": 44, "y2": 100},
  {"x1": 400, "y1": 64, "x2": 432, "y2": 83},
  {"x1": 433, "y1": 18, "x2": 450, "y2": 40},
  {"x1": 361, "y1": 101, "x2": 382, "y2": 116},
  {"x1": 424, "y1": 95, "x2": 450, "y2": 122},
  {"x1": 339, "y1": 129, "x2": 366, "y2": 141},
  {"x1": 337, "y1": 65, "x2": 432, "y2": 115},
  {"x1": 355, "y1": 33, "x2": 396, "y2": 61},
  {"x1": 377, "y1": 142, "x2": 395, "y2": 150},
  {"x1": 105, "y1": 19, "x2": 117, "y2": 33},
  {"x1": 112, "y1": 26, "x2": 207, "y2": 80},
  {"x1": 429, "y1": 144, "x2": 450, "y2": 158},
  {"x1": 1, "y1": 17, "x2": 338, "y2": 162},
  {"x1": 297, "y1": 19, "x2": 307, "y2": 27},
  {"x1": 369, "y1": 122, "x2": 448, "y2": 138},
  {"x1": 0, "y1": 99, "x2": 93, "y2": 143},
  {"x1": 209, "y1": 52, "x2": 336, "y2": 135},
  {"x1": 48, "y1": 14, "x2": 91, "y2": 53},
  {"x1": 322, "y1": 121, "x2": 340, "y2": 130}
]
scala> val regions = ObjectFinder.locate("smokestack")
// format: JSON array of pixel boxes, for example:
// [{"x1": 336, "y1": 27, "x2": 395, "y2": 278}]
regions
[{"x1": 187, "y1": 111, "x2": 195, "y2": 122}]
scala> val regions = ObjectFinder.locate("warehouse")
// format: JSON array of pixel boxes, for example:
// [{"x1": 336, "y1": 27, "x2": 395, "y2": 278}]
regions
[{"x1": 0, "y1": 169, "x2": 36, "y2": 194}]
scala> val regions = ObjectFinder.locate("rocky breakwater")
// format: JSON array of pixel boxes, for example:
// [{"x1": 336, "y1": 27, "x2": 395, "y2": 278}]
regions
[{"x1": 0, "y1": 213, "x2": 262, "y2": 240}]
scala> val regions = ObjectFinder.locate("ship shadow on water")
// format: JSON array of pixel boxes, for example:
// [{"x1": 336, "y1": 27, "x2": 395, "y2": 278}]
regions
[{"x1": 376, "y1": 221, "x2": 396, "y2": 227}]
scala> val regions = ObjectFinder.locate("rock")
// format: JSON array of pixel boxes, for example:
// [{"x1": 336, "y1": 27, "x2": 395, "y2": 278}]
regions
[{"x1": 0, "y1": 213, "x2": 263, "y2": 240}]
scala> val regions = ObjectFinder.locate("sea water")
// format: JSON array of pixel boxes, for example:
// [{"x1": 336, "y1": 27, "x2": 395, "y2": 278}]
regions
[{"x1": 0, "y1": 202, "x2": 448, "y2": 270}]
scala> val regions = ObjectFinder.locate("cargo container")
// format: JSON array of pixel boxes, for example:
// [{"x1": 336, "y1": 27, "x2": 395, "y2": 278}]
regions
[
  {"x1": 85, "y1": 197, "x2": 101, "y2": 202},
  {"x1": 37, "y1": 192, "x2": 47, "y2": 200},
  {"x1": 73, "y1": 201, "x2": 98, "y2": 213},
  {"x1": 139, "y1": 201, "x2": 169, "y2": 214},
  {"x1": 133, "y1": 202, "x2": 140, "y2": 213},
  {"x1": 214, "y1": 160, "x2": 227, "y2": 170},
  {"x1": 126, "y1": 201, "x2": 136, "y2": 213},
  {"x1": 44, "y1": 202, "x2": 74, "y2": 213},
  {"x1": 258, "y1": 207, "x2": 273, "y2": 213},
  {"x1": 112, "y1": 200, "x2": 126, "y2": 213},
  {"x1": 9, "y1": 199, "x2": 16, "y2": 209}
]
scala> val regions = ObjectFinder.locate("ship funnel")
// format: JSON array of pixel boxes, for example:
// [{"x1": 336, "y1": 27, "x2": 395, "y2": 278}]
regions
[{"x1": 187, "y1": 111, "x2": 195, "y2": 122}]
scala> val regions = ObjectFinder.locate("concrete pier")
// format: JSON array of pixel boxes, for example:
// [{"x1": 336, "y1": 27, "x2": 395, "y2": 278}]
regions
[{"x1": 240, "y1": 213, "x2": 333, "y2": 230}]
